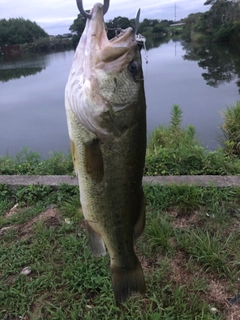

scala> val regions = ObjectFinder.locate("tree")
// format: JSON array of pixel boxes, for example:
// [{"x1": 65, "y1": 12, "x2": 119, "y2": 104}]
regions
[
  {"x1": 183, "y1": 0, "x2": 240, "y2": 42},
  {"x1": 204, "y1": 0, "x2": 217, "y2": 5},
  {"x1": 105, "y1": 16, "x2": 131, "y2": 39},
  {"x1": 69, "y1": 13, "x2": 87, "y2": 37},
  {"x1": 69, "y1": 14, "x2": 132, "y2": 42},
  {"x1": 0, "y1": 18, "x2": 48, "y2": 46}
]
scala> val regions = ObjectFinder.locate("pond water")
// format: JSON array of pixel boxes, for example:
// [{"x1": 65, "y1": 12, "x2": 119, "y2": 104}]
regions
[{"x1": 0, "y1": 38, "x2": 240, "y2": 158}]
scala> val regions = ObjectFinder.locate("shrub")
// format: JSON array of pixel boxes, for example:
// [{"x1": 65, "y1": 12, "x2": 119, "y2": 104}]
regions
[
  {"x1": 0, "y1": 148, "x2": 73, "y2": 175},
  {"x1": 145, "y1": 105, "x2": 240, "y2": 175},
  {"x1": 220, "y1": 101, "x2": 240, "y2": 156}
]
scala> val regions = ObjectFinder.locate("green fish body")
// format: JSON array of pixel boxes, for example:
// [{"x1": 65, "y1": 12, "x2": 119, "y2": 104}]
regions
[{"x1": 65, "y1": 3, "x2": 147, "y2": 303}]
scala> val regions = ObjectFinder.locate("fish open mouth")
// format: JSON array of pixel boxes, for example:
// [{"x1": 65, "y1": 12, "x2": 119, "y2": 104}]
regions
[
  {"x1": 110, "y1": 28, "x2": 135, "y2": 43},
  {"x1": 83, "y1": 3, "x2": 136, "y2": 60}
]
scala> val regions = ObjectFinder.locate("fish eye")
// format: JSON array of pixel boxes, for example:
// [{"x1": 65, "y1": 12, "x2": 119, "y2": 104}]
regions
[{"x1": 128, "y1": 61, "x2": 139, "y2": 75}]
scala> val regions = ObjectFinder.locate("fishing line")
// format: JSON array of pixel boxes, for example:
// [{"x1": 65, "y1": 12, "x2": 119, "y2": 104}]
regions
[{"x1": 135, "y1": 34, "x2": 149, "y2": 81}]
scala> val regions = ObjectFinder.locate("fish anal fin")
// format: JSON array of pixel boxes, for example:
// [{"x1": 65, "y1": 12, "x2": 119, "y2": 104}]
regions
[
  {"x1": 84, "y1": 139, "x2": 104, "y2": 183},
  {"x1": 134, "y1": 190, "x2": 146, "y2": 239},
  {"x1": 111, "y1": 257, "x2": 146, "y2": 303},
  {"x1": 85, "y1": 221, "x2": 106, "y2": 257}
]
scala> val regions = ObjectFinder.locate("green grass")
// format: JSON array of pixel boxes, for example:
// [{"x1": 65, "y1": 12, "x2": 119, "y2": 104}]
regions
[
  {"x1": 0, "y1": 148, "x2": 74, "y2": 175},
  {"x1": 1, "y1": 184, "x2": 240, "y2": 319}
]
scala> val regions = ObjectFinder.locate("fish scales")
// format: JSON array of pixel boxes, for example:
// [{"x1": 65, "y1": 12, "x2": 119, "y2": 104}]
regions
[{"x1": 65, "y1": 2, "x2": 147, "y2": 303}]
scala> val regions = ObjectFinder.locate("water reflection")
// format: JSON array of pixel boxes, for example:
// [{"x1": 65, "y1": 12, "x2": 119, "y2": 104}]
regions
[
  {"x1": 1, "y1": 41, "x2": 240, "y2": 157},
  {"x1": 145, "y1": 37, "x2": 165, "y2": 50},
  {"x1": 145, "y1": 36, "x2": 181, "y2": 51},
  {"x1": 0, "y1": 54, "x2": 50, "y2": 83},
  {"x1": 182, "y1": 41, "x2": 240, "y2": 93}
]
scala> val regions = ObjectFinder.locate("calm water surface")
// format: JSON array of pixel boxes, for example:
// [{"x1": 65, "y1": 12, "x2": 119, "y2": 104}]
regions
[{"x1": 1, "y1": 38, "x2": 240, "y2": 158}]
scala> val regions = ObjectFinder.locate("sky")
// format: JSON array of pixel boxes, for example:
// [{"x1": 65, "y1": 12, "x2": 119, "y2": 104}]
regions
[{"x1": 0, "y1": 0, "x2": 209, "y2": 35}]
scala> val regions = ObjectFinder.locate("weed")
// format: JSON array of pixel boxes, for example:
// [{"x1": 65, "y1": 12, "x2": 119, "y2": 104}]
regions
[
  {"x1": 145, "y1": 105, "x2": 240, "y2": 175},
  {"x1": 0, "y1": 147, "x2": 73, "y2": 175},
  {"x1": 145, "y1": 215, "x2": 174, "y2": 252},
  {"x1": 176, "y1": 228, "x2": 233, "y2": 276},
  {"x1": 220, "y1": 101, "x2": 240, "y2": 156}
]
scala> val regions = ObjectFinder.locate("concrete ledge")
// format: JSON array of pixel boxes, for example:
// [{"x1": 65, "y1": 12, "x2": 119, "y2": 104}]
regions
[{"x1": 0, "y1": 175, "x2": 240, "y2": 189}]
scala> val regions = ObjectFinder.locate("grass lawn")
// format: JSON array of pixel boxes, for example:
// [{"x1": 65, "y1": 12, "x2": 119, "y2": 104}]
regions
[{"x1": 1, "y1": 184, "x2": 240, "y2": 319}]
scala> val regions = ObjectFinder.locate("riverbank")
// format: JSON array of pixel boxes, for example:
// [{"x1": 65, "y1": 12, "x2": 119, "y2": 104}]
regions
[
  {"x1": 20, "y1": 37, "x2": 73, "y2": 54},
  {"x1": 1, "y1": 105, "x2": 239, "y2": 176},
  {"x1": 0, "y1": 37, "x2": 73, "y2": 57}
]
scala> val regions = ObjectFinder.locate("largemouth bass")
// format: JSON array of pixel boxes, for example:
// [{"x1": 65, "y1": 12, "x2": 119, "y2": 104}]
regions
[{"x1": 65, "y1": 2, "x2": 147, "y2": 303}]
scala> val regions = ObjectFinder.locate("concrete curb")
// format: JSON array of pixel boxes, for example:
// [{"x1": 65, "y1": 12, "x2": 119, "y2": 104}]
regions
[{"x1": 1, "y1": 175, "x2": 240, "y2": 189}]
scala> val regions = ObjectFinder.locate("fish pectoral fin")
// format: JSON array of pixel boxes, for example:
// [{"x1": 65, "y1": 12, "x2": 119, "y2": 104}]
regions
[
  {"x1": 84, "y1": 139, "x2": 104, "y2": 183},
  {"x1": 134, "y1": 190, "x2": 146, "y2": 239},
  {"x1": 111, "y1": 256, "x2": 146, "y2": 303},
  {"x1": 85, "y1": 221, "x2": 106, "y2": 257}
]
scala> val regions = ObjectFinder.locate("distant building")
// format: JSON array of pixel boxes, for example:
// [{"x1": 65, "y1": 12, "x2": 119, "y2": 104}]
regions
[
  {"x1": 62, "y1": 33, "x2": 72, "y2": 39},
  {"x1": 170, "y1": 23, "x2": 186, "y2": 27}
]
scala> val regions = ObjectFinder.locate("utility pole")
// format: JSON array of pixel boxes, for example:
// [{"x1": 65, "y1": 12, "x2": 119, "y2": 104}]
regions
[{"x1": 174, "y1": 4, "x2": 177, "y2": 22}]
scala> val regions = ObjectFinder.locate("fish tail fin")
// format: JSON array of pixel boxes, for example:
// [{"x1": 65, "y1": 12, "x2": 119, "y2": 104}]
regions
[
  {"x1": 111, "y1": 256, "x2": 146, "y2": 303},
  {"x1": 85, "y1": 221, "x2": 106, "y2": 257}
]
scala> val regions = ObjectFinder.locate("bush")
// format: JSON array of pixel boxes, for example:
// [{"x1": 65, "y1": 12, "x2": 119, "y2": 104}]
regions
[
  {"x1": 0, "y1": 148, "x2": 73, "y2": 175},
  {"x1": 212, "y1": 24, "x2": 233, "y2": 42},
  {"x1": 220, "y1": 101, "x2": 240, "y2": 156},
  {"x1": 145, "y1": 105, "x2": 240, "y2": 175}
]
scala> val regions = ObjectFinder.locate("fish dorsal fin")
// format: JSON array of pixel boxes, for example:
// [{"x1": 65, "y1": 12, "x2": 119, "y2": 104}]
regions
[{"x1": 84, "y1": 138, "x2": 104, "y2": 183}]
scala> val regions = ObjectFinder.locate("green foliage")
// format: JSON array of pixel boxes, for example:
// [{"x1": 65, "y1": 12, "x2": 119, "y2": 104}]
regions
[
  {"x1": 69, "y1": 13, "x2": 87, "y2": 36},
  {"x1": 0, "y1": 184, "x2": 13, "y2": 199},
  {"x1": 0, "y1": 148, "x2": 74, "y2": 175},
  {"x1": 232, "y1": 20, "x2": 240, "y2": 34},
  {"x1": 106, "y1": 16, "x2": 133, "y2": 39},
  {"x1": 182, "y1": 13, "x2": 206, "y2": 40},
  {"x1": 212, "y1": 24, "x2": 233, "y2": 42},
  {"x1": 144, "y1": 184, "x2": 221, "y2": 211},
  {"x1": 183, "y1": 0, "x2": 240, "y2": 42},
  {"x1": 0, "y1": 18, "x2": 48, "y2": 46},
  {"x1": 145, "y1": 105, "x2": 240, "y2": 176},
  {"x1": 145, "y1": 215, "x2": 174, "y2": 252},
  {"x1": 69, "y1": 14, "x2": 173, "y2": 44},
  {"x1": 220, "y1": 101, "x2": 240, "y2": 155},
  {"x1": 176, "y1": 228, "x2": 232, "y2": 276},
  {"x1": 20, "y1": 37, "x2": 73, "y2": 54},
  {"x1": 15, "y1": 185, "x2": 54, "y2": 205}
]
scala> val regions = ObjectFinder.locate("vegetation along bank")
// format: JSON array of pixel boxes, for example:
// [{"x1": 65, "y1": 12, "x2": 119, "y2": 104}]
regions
[{"x1": 0, "y1": 103, "x2": 240, "y2": 176}]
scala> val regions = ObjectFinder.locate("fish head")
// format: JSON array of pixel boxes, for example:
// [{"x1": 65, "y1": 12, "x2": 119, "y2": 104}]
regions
[{"x1": 66, "y1": 3, "x2": 145, "y2": 137}]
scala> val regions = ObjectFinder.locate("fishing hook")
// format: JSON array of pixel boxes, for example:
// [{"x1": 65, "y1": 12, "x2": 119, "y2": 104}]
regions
[{"x1": 76, "y1": 0, "x2": 110, "y2": 19}]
